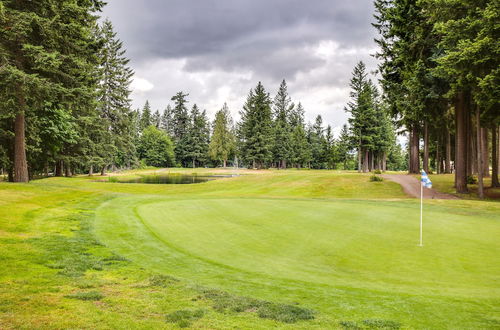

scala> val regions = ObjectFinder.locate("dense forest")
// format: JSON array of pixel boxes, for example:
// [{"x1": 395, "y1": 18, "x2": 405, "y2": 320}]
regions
[{"x1": 0, "y1": 0, "x2": 498, "y2": 198}]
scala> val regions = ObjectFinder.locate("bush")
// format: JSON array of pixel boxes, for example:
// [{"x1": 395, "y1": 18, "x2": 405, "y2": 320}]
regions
[
  {"x1": 373, "y1": 169, "x2": 382, "y2": 174},
  {"x1": 370, "y1": 175, "x2": 384, "y2": 182},
  {"x1": 467, "y1": 175, "x2": 477, "y2": 184}
]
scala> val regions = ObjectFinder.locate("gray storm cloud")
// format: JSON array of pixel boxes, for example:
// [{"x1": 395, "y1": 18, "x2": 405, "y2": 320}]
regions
[{"x1": 102, "y1": 0, "x2": 378, "y2": 131}]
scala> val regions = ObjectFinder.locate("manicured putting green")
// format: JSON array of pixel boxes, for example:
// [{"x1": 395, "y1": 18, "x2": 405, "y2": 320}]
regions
[{"x1": 136, "y1": 198, "x2": 498, "y2": 297}]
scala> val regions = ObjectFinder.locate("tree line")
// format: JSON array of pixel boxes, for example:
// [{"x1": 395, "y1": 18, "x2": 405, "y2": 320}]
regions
[
  {"x1": 131, "y1": 76, "x2": 406, "y2": 172},
  {"x1": 0, "y1": 0, "x2": 408, "y2": 181},
  {"x1": 373, "y1": 0, "x2": 499, "y2": 197}
]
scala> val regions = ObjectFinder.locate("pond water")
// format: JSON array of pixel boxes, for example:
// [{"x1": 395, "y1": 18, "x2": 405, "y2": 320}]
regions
[{"x1": 109, "y1": 174, "x2": 237, "y2": 184}]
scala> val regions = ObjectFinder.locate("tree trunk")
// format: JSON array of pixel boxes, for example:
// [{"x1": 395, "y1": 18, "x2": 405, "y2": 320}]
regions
[
  {"x1": 382, "y1": 152, "x2": 387, "y2": 172},
  {"x1": 13, "y1": 111, "x2": 29, "y2": 182},
  {"x1": 482, "y1": 128, "x2": 490, "y2": 177},
  {"x1": 475, "y1": 108, "x2": 484, "y2": 199},
  {"x1": 467, "y1": 109, "x2": 476, "y2": 176},
  {"x1": 8, "y1": 167, "x2": 14, "y2": 182},
  {"x1": 492, "y1": 126, "x2": 499, "y2": 187},
  {"x1": 55, "y1": 160, "x2": 64, "y2": 177},
  {"x1": 423, "y1": 121, "x2": 429, "y2": 173},
  {"x1": 192, "y1": 159, "x2": 195, "y2": 168},
  {"x1": 455, "y1": 92, "x2": 468, "y2": 193},
  {"x1": 65, "y1": 164, "x2": 72, "y2": 177},
  {"x1": 363, "y1": 149, "x2": 369, "y2": 173},
  {"x1": 282, "y1": 159, "x2": 286, "y2": 169},
  {"x1": 357, "y1": 146, "x2": 362, "y2": 173},
  {"x1": 409, "y1": 124, "x2": 420, "y2": 174},
  {"x1": 223, "y1": 159, "x2": 227, "y2": 168},
  {"x1": 435, "y1": 136, "x2": 440, "y2": 174},
  {"x1": 89, "y1": 165, "x2": 93, "y2": 176},
  {"x1": 101, "y1": 165, "x2": 107, "y2": 176},
  {"x1": 445, "y1": 130, "x2": 452, "y2": 174}
]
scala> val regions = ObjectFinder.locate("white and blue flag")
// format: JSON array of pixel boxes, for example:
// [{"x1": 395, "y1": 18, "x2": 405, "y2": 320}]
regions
[{"x1": 421, "y1": 170, "x2": 432, "y2": 189}]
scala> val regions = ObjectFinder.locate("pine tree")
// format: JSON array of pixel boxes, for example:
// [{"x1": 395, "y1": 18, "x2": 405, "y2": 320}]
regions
[
  {"x1": 96, "y1": 19, "x2": 136, "y2": 172},
  {"x1": 272, "y1": 80, "x2": 294, "y2": 168},
  {"x1": 139, "y1": 101, "x2": 152, "y2": 131},
  {"x1": 209, "y1": 103, "x2": 235, "y2": 168},
  {"x1": 185, "y1": 105, "x2": 210, "y2": 168},
  {"x1": 238, "y1": 82, "x2": 273, "y2": 169},
  {"x1": 289, "y1": 102, "x2": 310, "y2": 168},
  {"x1": 171, "y1": 92, "x2": 190, "y2": 166},
  {"x1": 344, "y1": 62, "x2": 379, "y2": 172},
  {"x1": 336, "y1": 124, "x2": 354, "y2": 170},
  {"x1": 0, "y1": 0, "x2": 105, "y2": 181},
  {"x1": 152, "y1": 110, "x2": 161, "y2": 128},
  {"x1": 308, "y1": 115, "x2": 327, "y2": 169},
  {"x1": 160, "y1": 105, "x2": 174, "y2": 136}
]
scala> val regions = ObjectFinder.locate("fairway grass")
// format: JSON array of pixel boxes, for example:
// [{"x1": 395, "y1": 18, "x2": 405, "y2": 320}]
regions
[{"x1": 1, "y1": 169, "x2": 499, "y2": 328}]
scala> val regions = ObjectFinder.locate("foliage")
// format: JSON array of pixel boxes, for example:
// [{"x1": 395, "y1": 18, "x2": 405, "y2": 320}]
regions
[{"x1": 137, "y1": 126, "x2": 175, "y2": 167}]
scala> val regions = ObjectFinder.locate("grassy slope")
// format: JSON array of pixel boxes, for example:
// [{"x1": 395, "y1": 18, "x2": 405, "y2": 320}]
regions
[{"x1": 1, "y1": 169, "x2": 499, "y2": 329}]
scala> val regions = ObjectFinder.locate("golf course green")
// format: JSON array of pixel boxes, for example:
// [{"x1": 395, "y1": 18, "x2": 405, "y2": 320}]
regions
[{"x1": 1, "y1": 169, "x2": 499, "y2": 328}]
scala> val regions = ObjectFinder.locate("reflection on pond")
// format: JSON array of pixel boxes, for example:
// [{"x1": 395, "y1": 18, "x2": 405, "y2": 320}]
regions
[{"x1": 105, "y1": 174, "x2": 238, "y2": 184}]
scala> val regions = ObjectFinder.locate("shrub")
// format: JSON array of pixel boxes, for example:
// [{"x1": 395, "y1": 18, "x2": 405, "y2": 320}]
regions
[
  {"x1": 373, "y1": 169, "x2": 382, "y2": 174},
  {"x1": 370, "y1": 175, "x2": 384, "y2": 182},
  {"x1": 467, "y1": 175, "x2": 477, "y2": 184}
]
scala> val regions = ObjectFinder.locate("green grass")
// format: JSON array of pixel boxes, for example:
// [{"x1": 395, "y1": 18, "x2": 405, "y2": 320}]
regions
[
  {"x1": 417, "y1": 173, "x2": 500, "y2": 200},
  {"x1": 1, "y1": 169, "x2": 499, "y2": 329}
]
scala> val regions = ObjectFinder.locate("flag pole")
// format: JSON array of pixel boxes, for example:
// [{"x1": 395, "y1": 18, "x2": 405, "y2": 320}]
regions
[{"x1": 420, "y1": 178, "x2": 423, "y2": 247}]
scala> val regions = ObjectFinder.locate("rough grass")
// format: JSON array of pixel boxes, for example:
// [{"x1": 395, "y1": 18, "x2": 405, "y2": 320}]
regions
[{"x1": 0, "y1": 169, "x2": 499, "y2": 329}]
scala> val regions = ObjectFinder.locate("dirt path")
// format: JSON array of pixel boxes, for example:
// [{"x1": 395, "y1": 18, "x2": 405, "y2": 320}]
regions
[{"x1": 382, "y1": 174, "x2": 459, "y2": 200}]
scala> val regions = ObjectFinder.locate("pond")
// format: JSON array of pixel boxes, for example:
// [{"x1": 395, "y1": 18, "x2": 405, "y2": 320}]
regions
[{"x1": 106, "y1": 174, "x2": 238, "y2": 184}]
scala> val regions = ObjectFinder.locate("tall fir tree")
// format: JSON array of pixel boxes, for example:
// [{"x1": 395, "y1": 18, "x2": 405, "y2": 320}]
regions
[
  {"x1": 238, "y1": 82, "x2": 273, "y2": 169},
  {"x1": 0, "y1": 0, "x2": 105, "y2": 181},
  {"x1": 96, "y1": 19, "x2": 136, "y2": 173},
  {"x1": 171, "y1": 92, "x2": 190, "y2": 166},
  {"x1": 289, "y1": 102, "x2": 310, "y2": 168},
  {"x1": 139, "y1": 101, "x2": 152, "y2": 132},
  {"x1": 272, "y1": 80, "x2": 294, "y2": 168},
  {"x1": 185, "y1": 104, "x2": 210, "y2": 167}
]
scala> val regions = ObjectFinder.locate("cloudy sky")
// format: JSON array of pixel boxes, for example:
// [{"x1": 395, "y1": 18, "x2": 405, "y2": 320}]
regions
[{"x1": 102, "y1": 0, "x2": 380, "y2": 133}]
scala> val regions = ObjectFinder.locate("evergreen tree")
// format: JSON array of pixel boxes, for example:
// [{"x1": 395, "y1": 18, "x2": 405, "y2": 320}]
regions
[
  {"x1": 139, "y1": 101, "x2": 152, "y2": 131},
  {"x1": 152, "y1": 110, "x2": 161, "y2": 128},
  {"x1": 272, "y1": 80, "x2": 294, "y2": 168},
  {"x1": 238, "y1": 82, "x2": 273, "y2": 169},
  {"x1": 96, "y1": 19, "x2": 136, "y2": 172},
  {"x1": 171, "y1": 92, "x2": 190, "y2": 166},
  {"x1": 289, "y1": 102, "x2": 310, "y2": 168},
  {"x1": 308, "y1": 115, "x2": 327, "y2": 169},
  {"x1": 336, "y1": 124, "x2": 354, "y2": 170},
  {"x1": 325, "y1": 125, "x2": 336, "y2": 169},
  {"x1": 185, "y1": 105, "x2": 210, "y2": 167},
  {"x1": 344, "y1": 62, "x2": 379, "y2": 172},
  {"x1": 160, "y1": 105, "x2": 174, "y2": 136},
  {"x1": 0, "y1": 0, "x2": 105, "y2": 181},
  {"x1": 209, "y1": 103, "x2": 235, "y2": 168}
]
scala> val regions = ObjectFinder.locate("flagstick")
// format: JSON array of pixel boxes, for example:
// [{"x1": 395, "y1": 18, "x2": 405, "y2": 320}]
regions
[{"x1": 420, "y1": 181, "x2": 423, "y2": 247}]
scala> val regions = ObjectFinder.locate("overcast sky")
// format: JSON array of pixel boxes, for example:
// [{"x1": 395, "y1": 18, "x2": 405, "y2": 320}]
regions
[{"x1": 102, "y1": 0, "x2": 379, "y2": 134}]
